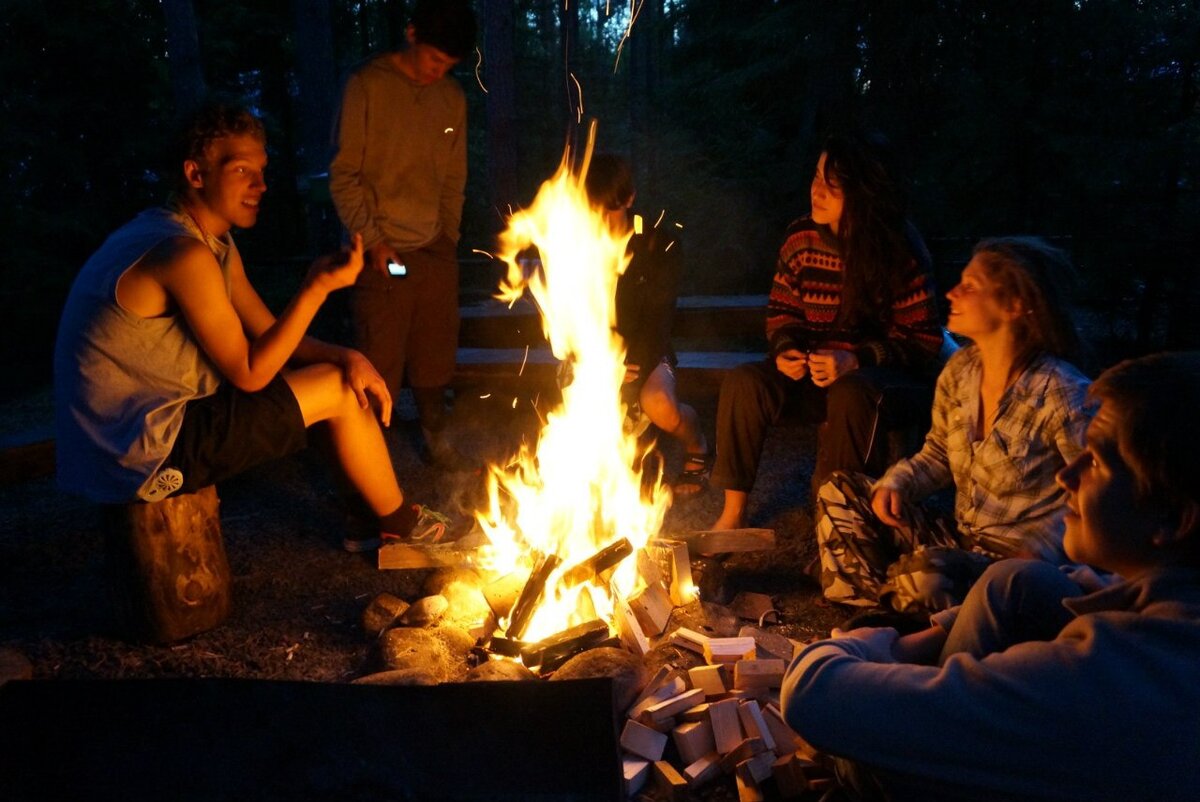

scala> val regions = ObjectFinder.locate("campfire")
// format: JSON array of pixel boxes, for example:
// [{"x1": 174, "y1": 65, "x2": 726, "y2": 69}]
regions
[{"x1": 369, "y1": 129, "x2": 827, "y2": 797}]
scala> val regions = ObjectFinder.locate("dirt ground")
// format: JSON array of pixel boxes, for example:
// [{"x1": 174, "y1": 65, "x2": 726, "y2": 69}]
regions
[{"x1": 0, "y1": 377, "x2": 849, "y2": 800}]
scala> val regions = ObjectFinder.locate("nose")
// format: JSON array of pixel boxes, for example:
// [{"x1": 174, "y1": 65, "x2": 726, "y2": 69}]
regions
[
  {"x1": 1056, "y1": 453, "x2": 1084, "y2": 492},
  {"x1": 947, "y1": 283, "x2": 962, "y2": 302}
]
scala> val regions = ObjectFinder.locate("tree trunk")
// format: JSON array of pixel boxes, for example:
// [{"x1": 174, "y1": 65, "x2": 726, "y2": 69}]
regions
[
  {"x1": 293, "y1": 0, "x2": 340, "y2": 252},
  {"x1": 161, "y1": 0, "x2": 207, "y2": 121},
  {"x1": 484, "y1": 0, "x2": 518, "y2": 219}
]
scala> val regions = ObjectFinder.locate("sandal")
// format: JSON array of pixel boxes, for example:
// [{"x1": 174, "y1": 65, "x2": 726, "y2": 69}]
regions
[{"x1": 673, "y1": 450, "x2": 714, "y2": 497}]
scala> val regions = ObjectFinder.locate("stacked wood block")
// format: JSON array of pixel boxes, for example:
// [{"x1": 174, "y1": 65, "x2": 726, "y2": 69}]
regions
[{"x1": 618, "y1": 629, "x2": 835, "y2": 800}]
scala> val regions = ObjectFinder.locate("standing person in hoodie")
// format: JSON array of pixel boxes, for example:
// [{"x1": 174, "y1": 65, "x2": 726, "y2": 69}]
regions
[{"x1": 330, "y1": 0, "x2": 477, "y2": 472}]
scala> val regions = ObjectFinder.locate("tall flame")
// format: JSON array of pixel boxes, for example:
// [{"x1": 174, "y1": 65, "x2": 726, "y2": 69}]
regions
[{"x1": 477, "y1": 128, "x2": 671, "y2": 643}]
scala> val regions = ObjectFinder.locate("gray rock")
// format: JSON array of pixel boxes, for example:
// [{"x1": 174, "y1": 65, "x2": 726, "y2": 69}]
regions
[
  {"x1": 352, "y1": 667, "x2": 438, "y2": 686},
  {"x1": 433, "y1": 624, "x2": 477, "y2": 676},
  {"x1": 379, "y1": 627, "x2": 453, "y2": 679},
  {"x1": 464, "y1": 659, "x2": 539, "y2": 682},
  {"x1": 701, "y1": 601, "x2": 741, "y2": 637},
  {"x1": 423, "y1": 566, "x2": 483, "y2": 597},
  {"x1": 550, "y1": 647, "x2": 647, "y2": 712},
  {"x1": 739, "y1": 625, "x2": 796, "y2": 662},
  {"x1": 362, "y1": 593, "x2": 409, "y2": 638},
  {"x1": 400, "y1": 594, "x2": 449, "y2": 627}
]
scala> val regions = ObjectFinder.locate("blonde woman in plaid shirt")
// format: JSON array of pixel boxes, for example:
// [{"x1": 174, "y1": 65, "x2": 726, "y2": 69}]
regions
[{"x1": 816, "y1": 237, "x2": 1094, "y2": 615}]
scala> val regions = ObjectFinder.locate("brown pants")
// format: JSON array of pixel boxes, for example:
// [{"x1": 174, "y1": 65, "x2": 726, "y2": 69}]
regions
[{"x1": 350, "y1": 234, "x2": 460, "y2": 401}]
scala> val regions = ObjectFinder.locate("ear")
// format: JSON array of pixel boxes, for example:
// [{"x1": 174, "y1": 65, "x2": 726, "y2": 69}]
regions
[
  {"x1": 1152, "y1": 500, "x2": 1200, "y2": 548},
  {"x1": 182, "y1": 159, "x2": 204, "y2": 190},
  {"x1": 1002, "y1": 297, "x2": 1026, "y2": 322}
]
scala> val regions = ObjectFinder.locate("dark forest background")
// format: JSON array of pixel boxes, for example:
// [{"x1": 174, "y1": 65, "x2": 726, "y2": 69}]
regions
[{"x1": 1, "y1": 0, "x2": 1197, "y2": 401}]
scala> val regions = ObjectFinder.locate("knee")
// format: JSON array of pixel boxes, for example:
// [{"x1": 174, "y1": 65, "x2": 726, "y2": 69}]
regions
[
  {"x1": 977, "y1": 558, "x2": 1071, "y2": 603},
  {"x1": 721, "y1": 363, "x2": 773, "y2": 407},
  {"x1": 640, "y1": 385, "x2": 680, "y2": 431},
  {"x1": 825, "y1": 373, "x2": 879, "y2": 419}
]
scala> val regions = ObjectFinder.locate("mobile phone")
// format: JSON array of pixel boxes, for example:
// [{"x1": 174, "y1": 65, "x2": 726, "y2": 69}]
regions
[{"x1": 386, "y1": 259, "x2": 407, "y2": 277}]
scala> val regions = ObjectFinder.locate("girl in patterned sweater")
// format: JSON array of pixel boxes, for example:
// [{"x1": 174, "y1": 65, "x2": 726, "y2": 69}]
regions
[{"x1": 707, "y1": 132, "x2": 944, "y2": 531}]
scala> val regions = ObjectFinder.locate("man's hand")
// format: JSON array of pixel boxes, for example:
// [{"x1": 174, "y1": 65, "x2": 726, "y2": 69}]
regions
[
  {"x1": 307, "y1": 233, "x2": 365, "y2": 294},
  {"x1": 775, "y1": 349, "x2": 809, "y2": 380},
  {"x1": 366, "y1": 242, "x2": 401, "y2": 276},
  {"x1": 871, "y1": 486, "x2": 906, "y2": 527},
  {"x1": 808, "y1": 349, "x2": 858, "y2": 387},
  {"x1": 340, "y1": 348, "x2": 393, "y2": 427},
  {"x1": 829, "y1": 626, "x2": 899, "y2": 662},
  {"x1": 623, "y1": 363, "x2": 641, "y2": 384}
]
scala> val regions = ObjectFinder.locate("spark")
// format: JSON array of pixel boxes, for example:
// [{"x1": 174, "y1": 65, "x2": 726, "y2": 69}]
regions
[
  {"x1": 654, "y1": 209, "x2": 665, "y2": 228},
  {"x1": 480, "y1": 393, "x2": 492, "y2": 399},
  {"x1": 512, "y1": 397, "x2": 518, "y2": 409},
  {"x1": 570, "y1": 72, "x2": 584, "y2": 123},
  {"x1": 474, "y1": 47, "x2": 488, "y2": 93},
  {"x1": 665, "y1": 240, "x2": 675, "y2": 252},
  {"x1": 675, "y1": 222, "x2": 684, "y2": 229},
  {"x1": 471, "y1": 247, "x2": 496, "y2": 260},
  {"x1": 614, "y1": 0, "x2": 644, "y2": 73},
  {"x1": 519, "y1": 344, "x2": 530, "y2": 375}
]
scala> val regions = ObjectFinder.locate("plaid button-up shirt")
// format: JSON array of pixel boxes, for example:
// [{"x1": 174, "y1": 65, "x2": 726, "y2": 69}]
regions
[{"x1": 876, "y1": 346, "x2": 1094, "y2": 561}]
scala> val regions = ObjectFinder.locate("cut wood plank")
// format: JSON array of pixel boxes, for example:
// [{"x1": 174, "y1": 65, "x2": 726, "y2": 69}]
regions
[
  {"x1": 762, "y1": 703, "x2": 806, "y2": 757},
  {"x1": 628, "y1": 581, "x2": 673, "y2": 637},
  {"x1": 676, "y1": 528, "x2": 775, "y2": 556},
  {"x1": 704, "y1": 637, "x2": 756, "y2": 665},
  {"x1": 736, "y1": 750, "x2": 776, "y2": 784},
  {"x1": 737, "y1": 701, "x2": 775, "y2": 753},
  {"x1": 623, "y1": 757, "x2": 651, "y2": 796},
  {"x1": 670, "y1": 626, "x2": 709, "y2": 655},
  {"x1": 620, "y1": 719, "x2": 668, "y2": 762},
  {"x1": 377, "y1": 531, "x2": 488, "y2": 570},
  {"x1": 735, "y1": 772, "x2": 765, "y2": 802},
  {"x1": 733, "y1": 659, "x2": 785, "y2": 690},
  {"x1": 687, "y1": 664, "x2": 727, "y2": 697},
  {"x1": 614, "y1": 597, "x2": 651, "y2": 656},
  {"x1": 718, "y1": 737, "x2": 768, "y2": 774},
  {"x1": 708, "y1": 698, "x2": 744, "y2": 754},
  {"x1": 652, "y1": 760, "x2": 689, "y2": 802},
  {"x1": 772, "y1": 753, "x2": 813, "y2": 797},
  {"x1": 647, "y1": 539, "x2": 697, "y2": 606},
  {"x1": 672, "y1": 720, "x2": 716, "y2": 766},
  {"x1": 646, "y1": 688, "x2": 706, "y2": 726},
  {"x1": 682, "y1": 752, "x2": 721, "y2": 789},
  {"x1": 626, "y1": 666, "x2": 681, "y2": 717}
]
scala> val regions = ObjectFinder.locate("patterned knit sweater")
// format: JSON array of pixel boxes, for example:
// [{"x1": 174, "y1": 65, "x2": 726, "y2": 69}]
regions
[{"x1": 766, "y1": 217, "x2": 943, "y2": 370}]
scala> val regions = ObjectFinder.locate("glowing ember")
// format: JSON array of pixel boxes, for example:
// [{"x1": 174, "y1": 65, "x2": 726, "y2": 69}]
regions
[{"x1": 475, "y1": 129, "x2": 673, "y2": 645}]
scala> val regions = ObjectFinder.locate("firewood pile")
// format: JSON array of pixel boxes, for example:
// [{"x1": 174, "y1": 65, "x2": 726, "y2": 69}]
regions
[{"x1": 358, "y1": 528, "x2": 841, "y2": 799}]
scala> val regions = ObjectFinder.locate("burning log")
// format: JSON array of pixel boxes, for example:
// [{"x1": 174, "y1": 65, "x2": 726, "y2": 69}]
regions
[
  {"x1": 505, "y1": 552, "x2": 562, "y2": 641},
  {"x1": 646, "y1": 539, "x2": 696, "y2": 606},
  {"x1": 560, "y1": 537, "x2": 633, "y2": 587},
  {"x1": 520, "y1": 619, "x2": 611, "y2": 669},
  {"x1": 482, "y1": 572, "x2": 525, "y2": 620}
]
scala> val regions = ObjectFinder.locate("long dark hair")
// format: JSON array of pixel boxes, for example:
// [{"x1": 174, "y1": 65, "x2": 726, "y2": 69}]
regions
[
  {"x1": 972, "y1": 236, "x2": 1082, "y2": 370},
  {"x1": 820, "y1": 132, "x2": 913, "y2": 327}
]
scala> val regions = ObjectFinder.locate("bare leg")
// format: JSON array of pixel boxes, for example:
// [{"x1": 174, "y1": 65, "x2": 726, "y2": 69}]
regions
[
  {"x1": 283, "y1": 363, "x2": 404, "y2": 517},
  {"x1": 712, "y1": 489, "x2": 748, "y2": 531},
  {"x1": 640, "y1": 363, "x2": 710, "y2": 496}
]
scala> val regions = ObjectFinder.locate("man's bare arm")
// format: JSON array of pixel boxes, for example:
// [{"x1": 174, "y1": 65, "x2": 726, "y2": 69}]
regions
[{"x1": 161, "y1": 235, "x2": 363, "y2": 392}]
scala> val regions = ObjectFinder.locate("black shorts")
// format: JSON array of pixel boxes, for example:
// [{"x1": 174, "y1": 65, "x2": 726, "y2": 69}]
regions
[{"x1": 164, "y1": 374, "x2": 307, "y2": 494}]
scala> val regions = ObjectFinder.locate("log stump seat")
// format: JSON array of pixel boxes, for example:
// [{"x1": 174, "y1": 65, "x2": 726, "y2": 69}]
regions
[{"x1": 103, "y1": 485, "x2": 231, "y2": 643}]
